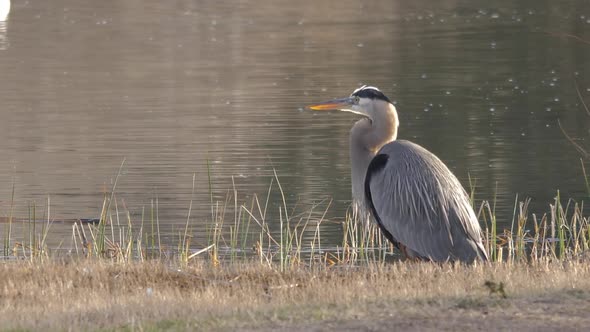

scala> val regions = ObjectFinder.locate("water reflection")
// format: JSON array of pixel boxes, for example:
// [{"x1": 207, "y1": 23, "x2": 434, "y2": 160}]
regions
[
  {"x1": 0, "y1": 21, "x2": 7, "y2": 50},
  {"x1": 0, "y1": 0, "x2": 588, "y2": 250},
  {"x1": 0, "y1": 0, "x2": 9, "y2": 21},
  {"x1": 0, "y1": 0, "x2": 9, "y2": 50}
]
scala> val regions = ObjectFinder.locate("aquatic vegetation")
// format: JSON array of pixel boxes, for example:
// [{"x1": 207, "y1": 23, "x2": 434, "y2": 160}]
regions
[{"x1": 2, "y1": 169, "x2": 589, "y2": 267}]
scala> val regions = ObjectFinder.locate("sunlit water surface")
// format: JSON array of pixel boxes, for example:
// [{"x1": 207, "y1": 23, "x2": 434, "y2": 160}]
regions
[{"x1": 0, "y1": 0, "x2": 589, "y2": 250}]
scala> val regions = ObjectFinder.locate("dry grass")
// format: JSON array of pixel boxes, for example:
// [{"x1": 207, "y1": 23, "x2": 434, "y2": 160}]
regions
[
  {"x1": 1, "y1": 259, "x2": 590, "y2": 331},
  {"x1": 2, "y1": 168, "x2": 590, "y2": 330}
]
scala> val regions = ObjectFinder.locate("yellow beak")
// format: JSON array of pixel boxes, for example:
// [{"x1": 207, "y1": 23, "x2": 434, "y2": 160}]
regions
[{"x1": 306, "y1": 97, "x2": 355, "y2": 111}]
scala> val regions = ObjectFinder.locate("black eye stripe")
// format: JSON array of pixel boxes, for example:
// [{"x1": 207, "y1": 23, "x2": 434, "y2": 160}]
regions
[{"x1": 350, "y1": 86, "x2": 392, "y2": 104}]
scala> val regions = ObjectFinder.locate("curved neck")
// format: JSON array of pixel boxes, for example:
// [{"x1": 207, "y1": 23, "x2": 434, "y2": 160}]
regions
[{"x1": 350, "y1": 103, "x2": 398, "y2": 206}]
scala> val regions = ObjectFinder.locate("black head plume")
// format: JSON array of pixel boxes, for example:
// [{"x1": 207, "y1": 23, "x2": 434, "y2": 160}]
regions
[{"x1": 350, "y1": 85, "x2": 392, "y2": 104}]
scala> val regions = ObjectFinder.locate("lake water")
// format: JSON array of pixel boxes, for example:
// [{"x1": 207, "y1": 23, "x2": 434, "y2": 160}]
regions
[{"x1": 0, "y1": 0, "x2": 589, "y2": 250}]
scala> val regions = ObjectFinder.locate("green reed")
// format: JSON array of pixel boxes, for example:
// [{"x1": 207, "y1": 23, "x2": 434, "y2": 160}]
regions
[
  {"x1": 3, "y1": 167, "x2": 590, "y2": 268},
  {"x1": 3, "y1": 180, "x2": 15, "y2": 257}
]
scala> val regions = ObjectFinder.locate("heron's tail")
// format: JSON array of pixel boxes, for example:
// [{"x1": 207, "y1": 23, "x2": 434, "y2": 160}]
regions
[{"x1": 476, "y1": 241, "x2": 490, "y2": 262}]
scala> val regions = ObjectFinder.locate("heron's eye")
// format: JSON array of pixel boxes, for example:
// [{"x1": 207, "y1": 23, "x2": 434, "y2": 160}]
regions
[{"x1": 354, "y1": 96, "x2": 360, "y2": 104}]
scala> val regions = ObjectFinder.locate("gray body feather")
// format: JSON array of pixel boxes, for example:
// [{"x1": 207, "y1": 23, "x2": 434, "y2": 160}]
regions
[{"x1": 365, "y1": 140, "x2": 489, "y2": 263}]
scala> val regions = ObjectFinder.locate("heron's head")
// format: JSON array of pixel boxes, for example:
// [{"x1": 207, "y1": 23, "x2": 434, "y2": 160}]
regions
[{"x1": 306, "y1": 85, "x2": 393, "y2": 120}]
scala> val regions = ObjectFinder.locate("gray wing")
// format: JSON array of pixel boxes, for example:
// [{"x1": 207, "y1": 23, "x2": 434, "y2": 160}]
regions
[{"x1": 364, "y1": 140, "x2": 488, "y2": 263}]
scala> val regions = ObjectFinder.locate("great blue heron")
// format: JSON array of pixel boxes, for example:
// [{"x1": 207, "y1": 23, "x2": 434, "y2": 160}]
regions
[{"x1": 307, "y1": 85, "x2": 489, "y2": 263}]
